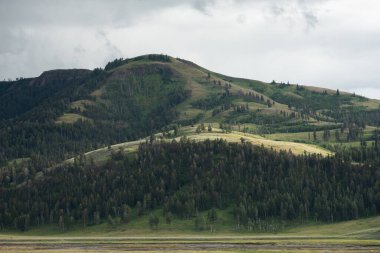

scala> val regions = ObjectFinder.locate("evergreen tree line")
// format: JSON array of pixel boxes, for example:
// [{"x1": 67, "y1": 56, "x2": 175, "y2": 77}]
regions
[
  {"x1": 0, "y1": 63, "x2": 190, "y2": 166},
  {"x1": 104, "y1": 54, "x2": 171, "y2": 71},
  {"x1": 1, "y1": 139, "x2": 379, "y2": 231}
]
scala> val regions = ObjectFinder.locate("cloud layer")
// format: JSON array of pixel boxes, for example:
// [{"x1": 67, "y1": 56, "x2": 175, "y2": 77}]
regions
[{"x1": 1, "y1": 0, "x2": 380, "y2": 99}]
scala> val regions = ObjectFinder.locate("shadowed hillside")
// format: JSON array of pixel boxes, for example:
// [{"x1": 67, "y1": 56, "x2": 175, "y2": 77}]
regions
[{"x1": 1, "y1": 54, "x2": 379, "y2": 167}]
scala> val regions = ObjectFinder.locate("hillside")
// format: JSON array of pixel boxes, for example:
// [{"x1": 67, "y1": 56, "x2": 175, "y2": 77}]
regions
[
  {"x1": 1, "y1": 139, "x2": 380, "y2": 234},
  {"x1": 0, "y1": 54, "x2": 379, "y2": 167},
  {"x1": 61, "y1": 125, "x2": 331, "y2": 167},
  {"x1": 1, "y1": 54, "x2": 380, "y2": 236}
]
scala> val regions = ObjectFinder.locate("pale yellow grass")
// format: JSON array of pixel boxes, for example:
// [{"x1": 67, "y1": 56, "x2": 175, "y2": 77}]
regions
[
  {"x1": 55, "y1": 113, "x2": 89, "y2": 124},
  {"x1": 182, "y1": 130, "x2": 331, "y2": 156},
  {"x1": 61, "y1": 125, "x2": 330, "y2": 167},
  {"x1": 353, "y1": 99, "x2": 380, "y2": 109}
]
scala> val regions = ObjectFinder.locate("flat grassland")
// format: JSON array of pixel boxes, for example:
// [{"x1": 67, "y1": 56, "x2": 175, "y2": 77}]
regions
[{"x1": 1, "y1": 214, "x2": 380, "y2": 252}]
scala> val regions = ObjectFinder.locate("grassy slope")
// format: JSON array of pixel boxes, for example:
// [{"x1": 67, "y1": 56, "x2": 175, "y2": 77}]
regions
[
  {"x1": 265, "y1": 126, "x2": 378, "y2": 150},
  {"x1": 1, "y1": 208, "x2": 380, "y2": 240},
  {"x1": 1, "y1": 216, "x2": 379, "y2": 253},
  {"x1": 55, "y1": 113, "x2": 89, "y2": 124},
  {"x1": 180, "y1": 126, "x2": 331, "y2": 156},
  {"x1": 53, "y1": 56, "x2": 379, "y2": 156},
  {"x1": 60, "y1": 57, "x2": 341, "y2": 160},
  {"x1": 61, "y1": 125, "x2": 331, "y2": 167}
]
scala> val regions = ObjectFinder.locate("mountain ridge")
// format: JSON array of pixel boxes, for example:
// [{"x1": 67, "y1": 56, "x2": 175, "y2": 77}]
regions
[
  {"x1": 1, "y1": 54, "x2": 380, "y2": 236},
  {"x1": 0, "y1": 54, "x2": 379, "y2": 166}
]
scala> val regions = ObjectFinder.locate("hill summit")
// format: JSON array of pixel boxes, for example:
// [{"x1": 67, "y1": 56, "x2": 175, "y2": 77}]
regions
[{"x1": 0, "y1": 54, "x2": 379, "y2": 166}]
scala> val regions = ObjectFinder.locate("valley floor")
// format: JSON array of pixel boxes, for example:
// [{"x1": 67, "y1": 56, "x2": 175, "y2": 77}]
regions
[
  {"x1": 1, "y1": 236, "x2": 380, "y2": 252},
  {"x1": 1, "y1": 215, "x2": 380, "y2": 252}
]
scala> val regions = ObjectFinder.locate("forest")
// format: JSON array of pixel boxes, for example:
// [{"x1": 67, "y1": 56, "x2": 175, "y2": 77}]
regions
[
  {"x1": 0, "y1": 58, "x2": 190, "y2": 166},
  {"x1": 1, "y1": 55, "x2": 380, "y2": 232},
  {"x1": 1, "y1": 139, "x2": 379, "y2": 231}
]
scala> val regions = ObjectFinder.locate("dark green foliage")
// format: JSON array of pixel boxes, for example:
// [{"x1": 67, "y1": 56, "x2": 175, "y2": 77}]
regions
[
  {"x1": 149, "y1": 214, "x2": 159, "y2": 229},
  {"x1": 325, "y1": 109, "x2": 380, "y2": 128},
  {"x1": 105, "y1": 54, "x2": 171, "y2": 71},
  {"x1": 0, "y1": 69, "x2": 109, "y2": 164},
  {"x1": 191, "y1": 93, "x2": 231, "y2": 110},
  {"x1": 1, "y1": 55, "x2": 380, "y2": 232},
  {"x1": 0, "y1": 70, "x2": 91, "y2": 120},
  {"x1": 147, "y1": 54, "x2": 170, "y2": 62},
  {"x1": 194, "y1": 215, "x2": 207, "y2": 230},
  {"x1": 105, "y1": 58, "x2": 127, "y2": 71},
  {"x1": 0, "y1": 63, "x2": 189, "y2": 165},
  {"x1": 241, "y1": 79, "x2": 378, "y2": 132},
  {"x1": 233, "y1": 111, "x2": 289, "y2": 125},
  {"x1": 165, "y1": 212, "x2": 172, "y2": 225},
  {"x1": 207, "y1": 208, "x2": 217, "y2": 231},
  {"x1": 259, "y1": 122, "x2": 341, "y2": 134},
  {"x1": 1, "y1": 140, "x2": 380, "y2": 230},
  {"x1": 83, "y1": 64, "x2": 190, "y2": 132},
  {"x1": 121, "y1": 205, "x2": 131, "y2": 224},
  {"x1": 271, "y1": 89, "x2": 351, "y2": 113}
]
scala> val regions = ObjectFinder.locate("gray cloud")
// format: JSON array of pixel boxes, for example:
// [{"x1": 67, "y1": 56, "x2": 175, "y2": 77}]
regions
[
  {"x1": 236, "y1": 14, "x2": 247, "y2": 24},
  {"x1": 0, "y1": 0, "x2": 380, "y2": 99},
  {"x1": 267, "y1": 0, "x2": 322, "y2": 30},
  {"x1": 96, "y1": 30, "x2": 122, "y2": 59},
  {"x1": 271, "y1": 5, "x2": 285, "y2": 16},
  {"x1": 0, "y1": 29, "x2": 26, "y2": 55},
  {"x1": 0, "y1": 0, "x2": 216, "y2": 28},
  {"x1": 303, "y1": 11, "x2": 318, "y2": 28},
  {"x1": 191, "y1": 0, "x2": 215, "y2": 14}
]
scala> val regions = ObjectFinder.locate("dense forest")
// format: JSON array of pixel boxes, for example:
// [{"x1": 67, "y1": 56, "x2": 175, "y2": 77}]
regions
[
  {"x1": 1, "y1": 54, "x2": 380, "y2": 232},
  {"x1": 0, "y1": 57, "x2": 190, "y2": 166},
  {"x1": 1, "y1": 139, "x2": 379, "y2": 231},
  {"x1": 1, "y1": 55, "x2": 379, "y2": 167}
]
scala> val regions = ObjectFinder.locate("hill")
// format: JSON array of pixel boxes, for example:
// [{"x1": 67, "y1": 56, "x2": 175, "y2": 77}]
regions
[
  {"x1": 61, "y1": 125, "x2": 331, "y2": 167},
  {"x1": 0, "y1": 54, "x2": 380, "y2": 237},
  {"x1": 1, "y1": 139, "x2": 380, "y2": 235},
  {"x1": 0, "y1": 54, "x2": 379, "y2": 167}
]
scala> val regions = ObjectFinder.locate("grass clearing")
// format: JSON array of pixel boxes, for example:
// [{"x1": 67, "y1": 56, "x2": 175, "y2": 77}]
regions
[
  {"x1": 351, "y1": 97, "x2": 380, "y2": 110},
  {"x1": 55, "y1": 113, "x2": 89, "y2": 124},
  {"x1": 61, "y1": 125, "x2": 332, "y2": 166},
  {"x1": 181, "y1": 127, "x2": 332, "y2": 156}
]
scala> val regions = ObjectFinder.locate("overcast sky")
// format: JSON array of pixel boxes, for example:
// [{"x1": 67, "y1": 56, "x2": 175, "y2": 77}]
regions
[{"x1": 1, "y1": 0, "x2": 380, "y2": 99}]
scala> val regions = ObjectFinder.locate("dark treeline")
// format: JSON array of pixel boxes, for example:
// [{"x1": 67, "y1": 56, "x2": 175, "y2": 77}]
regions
[
  {"x1": 0, "y1": 69, "x2": 105, "y2": 165},
  {"x1": 104, "y1": 54, "x2": 171, "y2": 71},
  {"x1": 333, "y1": 130, "x2": 380, "y2": 164},
  {"x1": 0, "y1": 69, "x2": 92, "y2": 120},
  {"x1": 1, "y1": 140, "x2": 379, "y2": 231},
  {"x1": 324, "y1": 109, "x2": 380, "y2": 128},
  {"x1": 260, "y1": 83, "x2": 379, "y2": 130},
  {"x1": 272, "y1": 89, "x2": 352, "y2": 113},
  {"x1": 191, "y1": 93, "x2": 232, "y2": 110},
  {"x1": 0, "y1": 120, "x2": 140, "y2": 167},
  {"x1": 0, "y1": 63, "x2": 190, "y2": 166}
]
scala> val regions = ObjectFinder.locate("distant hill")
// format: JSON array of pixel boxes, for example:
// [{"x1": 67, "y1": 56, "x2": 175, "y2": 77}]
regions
[{"x1": 0, "y1": 54, "x2": 379, "y2": 166}]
